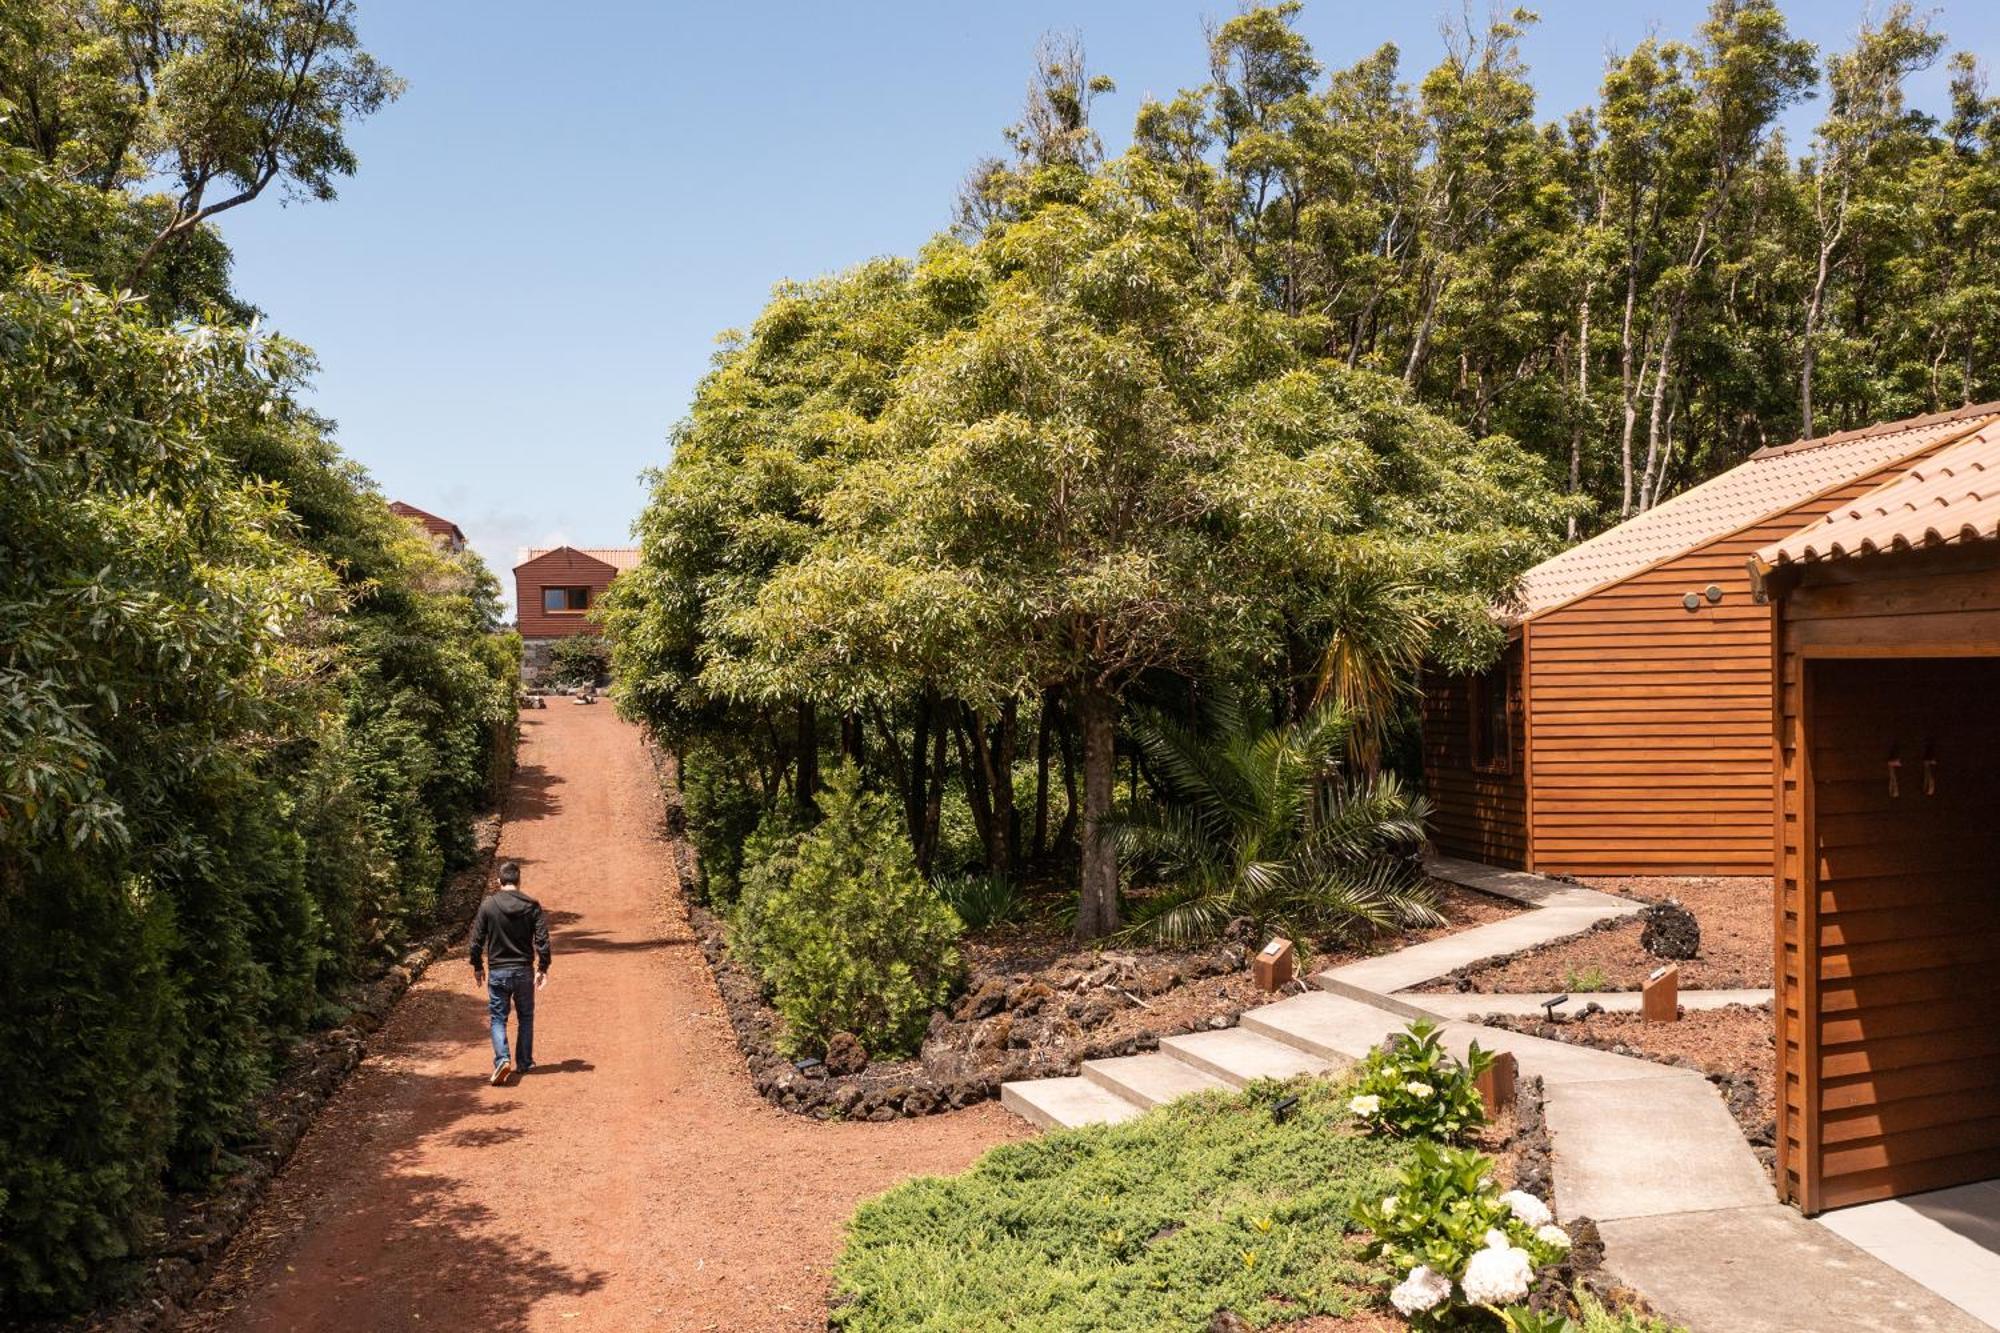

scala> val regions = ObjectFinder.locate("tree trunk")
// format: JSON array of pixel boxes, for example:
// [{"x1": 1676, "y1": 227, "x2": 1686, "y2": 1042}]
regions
[
  {"x1": 953, "y1": 713, "x2": 995, "y2": 869},
  {"x1": 923, "y1": 711, "x2": 946, "y2": 871},
  {"x1": 793, "y1": 701, "x2": 818, "y2": 816},
  {"x1": 1074, "y1": 686, "x2": 1120, "y2": 940},
  {"x1": 905, "y1": 694, "x2": 930, "y2": 863},
  {"x1": 1569, "y1": 282, "x2": 1593, "y2": 540},
  {"x1": 996, "y1": 698, "x2": 1019, "y2": 873},
  {"x1": 840, "y1": 712, "x2": 863, "y2": 765},
  {"x1": 1032, "y1": 688, "x2": 1055, "y2": 862}
]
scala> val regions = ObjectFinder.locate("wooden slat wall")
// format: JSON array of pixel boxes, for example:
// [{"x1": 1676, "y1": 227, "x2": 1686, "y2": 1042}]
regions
[
  {"x1": 1525, "y1": 449, "x2": 1967, "y2": 876},
  {"x1": 1775, "y1": 548, "x2": 2000, "y2": 1214},
  {"x1": 1421, "y1": 645, "x2": 1528, "y2": 869},
  {"x1": 515, "y1": 549, "x2": 618, "y2": 639}
]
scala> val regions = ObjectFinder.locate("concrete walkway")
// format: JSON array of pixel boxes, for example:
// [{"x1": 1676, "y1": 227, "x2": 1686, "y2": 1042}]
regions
[
  {"x1": 1818, "y1": 1180, "x2": 2000, "y2": 1329},
  {"x1": 1409, "y1": 988, "x2": 1772, "y2": 1019},
  {"x1": 998, "y1": 856, "x2": 1988, "y2": 1330}
]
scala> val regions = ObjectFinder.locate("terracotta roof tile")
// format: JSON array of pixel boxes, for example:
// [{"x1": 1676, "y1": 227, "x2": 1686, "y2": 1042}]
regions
[
  {"x1": 518, "y1": 546, "x2": 642, "y2": 572},
  {"x1": 1513, "y1": 404, "x2": 2000, "y2": 620},
  {"x1": 1758, "y1": 422, "x2": 2000, "y2": 568}
]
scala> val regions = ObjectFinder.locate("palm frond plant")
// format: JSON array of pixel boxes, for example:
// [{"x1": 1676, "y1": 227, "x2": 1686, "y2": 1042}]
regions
[
  {"x1": 1111, "y1": 690, "x2": 1439, "y2": 950},
  {"x1": 1313, "y1": 570, "x2": 1432, "y2": 775}
]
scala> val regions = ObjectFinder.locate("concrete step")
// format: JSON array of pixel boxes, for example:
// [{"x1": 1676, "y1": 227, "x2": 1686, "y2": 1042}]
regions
[
  {"x1": 1082, "y1": 1053, "x2": 1231, "y2": 1107},
  {"x1": 1238, "y1": 990, "x2": 1404, "y2": 1064},
  {"x1": 1157, "y1": 1027, "x2": 1334, "y2": 1088},
  {"x1": 999, "y1": 1076, "x2": 1145, "y2": 1131}
]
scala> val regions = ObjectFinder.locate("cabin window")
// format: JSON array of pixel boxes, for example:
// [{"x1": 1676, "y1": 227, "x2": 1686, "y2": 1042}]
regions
[
  {"x1": 1468, "y1": 663, "x2": 1511, "y2": 773},
  {"x1": 543, "y1": 586, "x2": 590, "y2": 614}
]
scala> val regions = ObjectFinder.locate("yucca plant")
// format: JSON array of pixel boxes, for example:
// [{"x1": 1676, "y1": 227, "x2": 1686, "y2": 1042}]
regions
[{"x1": 1111, "y1": 691, "x2": 1438, "y2": 948}]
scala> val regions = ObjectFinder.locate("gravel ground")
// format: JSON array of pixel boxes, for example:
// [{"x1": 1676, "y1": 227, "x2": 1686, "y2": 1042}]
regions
[
  {"x1": 1422, "y1": 875, "x2": 1771, "y2": 992},
  {"x1": 178, "y1": 706, "x2": 1028, "y2": 1333}
]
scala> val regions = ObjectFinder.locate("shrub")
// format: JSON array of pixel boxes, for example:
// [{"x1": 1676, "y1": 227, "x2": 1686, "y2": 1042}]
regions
[
  {"x1": 1360, "y1": 1142, "x2": 1571, "y2": 1327},
  {"x1": 932, "y1": 872, "x2": 1025, "y2": 931},
  {"x1": 680, "y1": 738, "x2": 769, "y2": 904},
  {"x1": 730, "y1": 805, "x2": 810, "y2": 985},
  {"x1": 1346, "y1": 1019, "x2": 1494, "y2": 1142},
  {"x1": 546, "y1": 632, "x2": 612, "y2": 688},
  {"x1": 735, "y1": 764, "x2": 962, "y2": 1057}
]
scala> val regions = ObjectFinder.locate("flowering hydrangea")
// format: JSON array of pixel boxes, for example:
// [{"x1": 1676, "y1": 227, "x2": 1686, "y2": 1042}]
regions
[
  {"x1": 1389, "y1": 1264, "x2": 1452, "y2": 1315},
  {"x1": 1461, "y1": 1231, "x2": 1534, "y2": 1305},
  {"x1": 1499, "y1": 1189, "x2": 1553, "y2": 1228},
  {"x1": 1348, "y1": 1093, "x2": 1382, "y2": 1117},
  {"x1": 1404, "y1": 1080, "x2": 1434, "y2": 1099},
  {"x1": 1537, "y1": 1224, "x2": 1572, "y2": 1250}
]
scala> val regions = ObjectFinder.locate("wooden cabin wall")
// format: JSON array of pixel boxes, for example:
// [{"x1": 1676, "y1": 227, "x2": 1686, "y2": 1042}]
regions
[
  {"x1": 1524, "y1": 454, "x2": 1967, "y2": 877},
  {"x1": 1421, "y1": 645, "x2": 1528, "y2": 869},
  {"x1": 1774, "y1": 546, "x2": 2000, "y2": 1214}
]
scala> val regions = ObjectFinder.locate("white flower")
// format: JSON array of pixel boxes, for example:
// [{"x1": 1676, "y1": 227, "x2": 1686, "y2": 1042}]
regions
[
  {"x1": 1380, "y1": 1194, "x2": 1399, "y2": 1218},
  {"x1": 1499, "y1": 1189, "x2": 1554, "y2": 1228},
  {"x1": 1348, "y1": 1093, "x2": 1382, "y2": 1117},
  {"x1": 1483, "y1": 1228, "x2": 1511, "y2": 1249},
  {"x1": 1461, "y1": 1238, "x2": 1535, "y2": 1305},
  {"x1": 1404, "y1": 1080, "x2": 1434, "y2": 1099},
  {"x1": 1537, "y1": 1224, "x2": 1572, "y2": 1250},
  {"x1": 1390, "y1": 1264, "x2": 1452, "y2": 1315}
]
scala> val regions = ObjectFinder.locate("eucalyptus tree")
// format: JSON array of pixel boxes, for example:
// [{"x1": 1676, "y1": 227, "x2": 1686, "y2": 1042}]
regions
[
  {"x1": 1798, "y1": 3, "x2": 1943, "y2": 437},
  {"x1": 0, "y1": 0, "x2": 401, "y2": 284}
]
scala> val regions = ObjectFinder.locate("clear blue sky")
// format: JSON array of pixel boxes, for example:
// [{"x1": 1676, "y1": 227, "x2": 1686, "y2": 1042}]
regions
[{"x1": 215, "y1": 1, "x2": 2000, "y2": 616}]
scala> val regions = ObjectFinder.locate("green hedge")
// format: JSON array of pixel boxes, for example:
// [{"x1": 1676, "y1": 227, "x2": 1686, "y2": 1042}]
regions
[{"x1": 0, "y1": 154, "x2": 520, "y2": 1315}]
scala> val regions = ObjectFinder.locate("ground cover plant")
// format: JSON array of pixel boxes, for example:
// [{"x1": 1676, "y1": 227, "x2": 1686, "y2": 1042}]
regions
[{"x1": 830, "y1": 1078, "x2": 1410, "y2": 1331}]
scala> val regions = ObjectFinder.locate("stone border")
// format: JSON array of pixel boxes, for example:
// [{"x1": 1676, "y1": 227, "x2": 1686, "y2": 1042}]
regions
[{"x1": 76, "y1": 813, "x2": 505, "y2": 1333}]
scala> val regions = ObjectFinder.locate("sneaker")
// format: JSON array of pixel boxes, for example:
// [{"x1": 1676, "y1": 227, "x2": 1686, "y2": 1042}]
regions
[
  {"x1": 490, "y1": 1058, "x2": 514, "y2": 1086},
  {"x1": 518, "y1": 1060, "x2": 536, "y2": 1075}
]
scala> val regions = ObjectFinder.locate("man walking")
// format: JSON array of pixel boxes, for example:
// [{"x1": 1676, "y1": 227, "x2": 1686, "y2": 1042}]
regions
[{"x1": 469, "y1": 860, "x2": 551, "y2": 1085}]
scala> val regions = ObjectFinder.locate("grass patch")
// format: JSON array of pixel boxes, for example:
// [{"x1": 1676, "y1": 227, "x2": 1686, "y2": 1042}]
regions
[{"x1": 831, "y1": 1078, "x2": 1410, "y2": 1332}]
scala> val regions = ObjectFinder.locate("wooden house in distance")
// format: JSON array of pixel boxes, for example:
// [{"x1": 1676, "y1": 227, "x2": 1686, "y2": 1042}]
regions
[
  {"x1": 1423, "y1": 402, "x2": 2000, "y2": 877},
  {"x1": 513, "y1": 545, "x2": 639, "y2": 680},
  {"x1": 388, "y1": 500, "x2": 466, "y2": 553},
  {"x1": 1753, "y1": 428, "x2": 2000, "y2": 1214}
]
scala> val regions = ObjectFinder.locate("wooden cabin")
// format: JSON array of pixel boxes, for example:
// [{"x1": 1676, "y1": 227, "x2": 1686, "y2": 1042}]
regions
[
  {"x1": 1753, "y1": 426, "x2": 2000, "y2": 1214},
  {"x1": 513, "y1": 545, "x2": 637, "y2": 680},
  {"x1": 1424, "y1": 402, "x2": 2000, "y2": 876}
]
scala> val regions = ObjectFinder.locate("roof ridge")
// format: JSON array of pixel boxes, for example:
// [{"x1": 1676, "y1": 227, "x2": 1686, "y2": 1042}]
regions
[{"x1": 1748, "y1": 400, "x2": 2000, "y2": 459}]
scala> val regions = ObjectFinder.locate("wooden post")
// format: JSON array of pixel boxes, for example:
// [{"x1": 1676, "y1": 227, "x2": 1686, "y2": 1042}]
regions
[
  {"x1": 1476, "y1": 1051, "x2": 1518, "y2": 1116},
  {"x1": 1252, "y1": 938, "x2": 1295, "y2": 992},
  {"x1": 1642, "y1": 963, "x2": 1680, "y2": 1023}
]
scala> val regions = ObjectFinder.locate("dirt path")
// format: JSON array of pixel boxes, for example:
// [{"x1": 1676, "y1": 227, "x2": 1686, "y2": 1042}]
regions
[{"x1": 179, "y1": 704, "x2": 1026, "y2": 1332}]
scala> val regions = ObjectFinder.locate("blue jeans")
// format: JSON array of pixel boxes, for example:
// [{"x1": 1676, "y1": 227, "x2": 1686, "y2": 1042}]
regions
[{"x1": 487, "y1": 967, "x2": 535, "y2": 1070}]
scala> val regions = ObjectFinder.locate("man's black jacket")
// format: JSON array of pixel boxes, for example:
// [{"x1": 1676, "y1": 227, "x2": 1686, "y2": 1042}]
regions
[{"x1": 469, "y1": 888, "x2": 551, "y2": 975}]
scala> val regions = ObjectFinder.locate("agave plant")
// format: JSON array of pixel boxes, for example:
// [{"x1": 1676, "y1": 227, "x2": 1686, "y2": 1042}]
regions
[{"x1": 1111, "y1": 691, "x2": 1438, "y2": 947}]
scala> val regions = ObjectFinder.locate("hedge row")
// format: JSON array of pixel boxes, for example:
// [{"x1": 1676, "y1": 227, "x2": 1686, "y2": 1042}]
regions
[{"x1": 0, "y1": 149, "x2": 520, "y2": 1316}]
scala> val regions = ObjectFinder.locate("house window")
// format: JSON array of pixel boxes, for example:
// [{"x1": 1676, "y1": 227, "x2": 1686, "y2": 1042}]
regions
[
  {"x1": 1468, "y1": 663, "x2": 1511, "y2": 773},
  {"x1": 543, "y1": 586, "x2": 590, "y2": 614}
]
